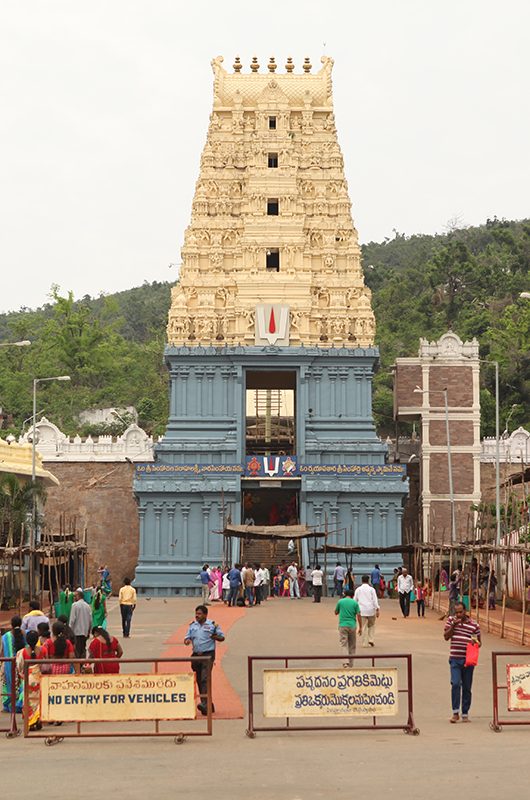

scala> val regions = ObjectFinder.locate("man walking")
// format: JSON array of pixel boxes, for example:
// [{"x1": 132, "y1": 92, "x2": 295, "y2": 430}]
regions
[
  {"x1": 118, "y1": 576, "x2": 137, "y2": 638},
  {"x1": 311, "y1": 564, "x2": 324, "y2": 603},
  {"x1": 370, "y1": 564, "x2": 382, "y2": 597},
  {"x1": 335, "y1": 589, "x2": 362, "y2": 667},
  {"x1": 184, "y1": 605, "x2": 225, "y2": 715},
  {"x1": 199, "y1": 564, "x2": 210, "y2": 605},
  {"x1": 69, "y1": 589, "x2": 93, "y2": 658},
  {"x1": 333, "y1": 562, "x2": 345, "y2": 597},
  {"x1": 397, "y1": 567, "x2": 414, "y2": 618},
  {"x1": 243, "y1": 563, "x2": 255, "y2": 606},
  {"x1": 287, "y1": 561, "x2": 300, "y2": 599},
  {"x1": 444, "y1": 601, "x2": 481, "y2": 722},
  {"x1": 354, "y1": 575, "x2": 380, "y2": 647},
  {"x1": 227, "y1": 564, "x2": 241, "y2": 607}
]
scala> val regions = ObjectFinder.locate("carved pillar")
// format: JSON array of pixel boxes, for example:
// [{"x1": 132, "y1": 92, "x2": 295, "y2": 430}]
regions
[
  {"x1": 169, "y1": 367, "x2": 179, "y2": 416},
  {"x1": 154, "y1": 504, "x2": 164, "y2": 557},
  {"x1": 195, "y1": 368, "x2": 205, "y2": 417},
  {"x1": 220, "y1": 367, "x2": 231, "y2": 416},
  {"x1": 166, "y1": 502, "x2": 176, "y2": 557},
  {"x1": 313, "y1": 502, "x2": 323, "y2": 531},
  {"x1": 350, "y1": 504, "x2": 360, "y2": 545},
  {"x1": 395, "y1": 507, "x2": 404, "y2": 548},
  {"x1": 205, "y1": 368, "x2": 216, "y2": 417},
  {"x1": 354, "y1": 368, "x2": 363, "y2": 418},
  {"x1": 328, "y1": 367, "x2": 338, "y2": 417},
  {"x1": 180, "y1": 368, "x2": 190, "y2": 417},
  {"x1": 181, "y1": 503, "x2": 191, "y2": 557},
  {"x1": 366, "y1": 506, "x2": 374, "y2": 548},
  {"x1": 330, "y1": 504, "x2": 339, "y2": 546},
  {"x1": 380, "y1": 508, "x2": 388, "y2": 549},
  {"x1": 138, "y1": 506, "x2": 147, "y2": 557},
  {"x1": 313, "y1": 368, "x2": 322, "y2": 416},
  {"x1": 338, "y1": 367, "x2": 349, "y2": 417},
  {"x1": 202, "y1": 502, "x2": 211, "y2": 557}
]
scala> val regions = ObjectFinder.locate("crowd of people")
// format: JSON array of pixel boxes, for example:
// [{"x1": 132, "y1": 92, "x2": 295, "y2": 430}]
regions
[{"x1": 0, "y1": 567, "x2": 135, "y2": 731}]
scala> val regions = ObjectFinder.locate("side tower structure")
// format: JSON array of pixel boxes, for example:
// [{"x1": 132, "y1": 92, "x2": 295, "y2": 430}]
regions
[{"x1": 134, "y1": 56, "x2": 407, "y2": 594}]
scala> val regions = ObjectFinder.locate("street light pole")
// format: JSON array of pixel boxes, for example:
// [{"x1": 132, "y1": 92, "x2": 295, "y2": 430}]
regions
[{"x1": 494, "y1": 361, "x2": 501, "y2": 546}]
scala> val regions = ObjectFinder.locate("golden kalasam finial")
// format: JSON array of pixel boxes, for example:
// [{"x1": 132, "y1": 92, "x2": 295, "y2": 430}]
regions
[
  {"x1": 285, "y1": 57, "x2": 294, "y2": 73},
  {"x1": 268, "y1": 56, "x2": 277, "y2": 72},
  {"x1": 233, "y1": 56, "x2": 242, "y2": 73},
  {"x1": 303, "y1": 57, "x2": 312, "y2": 73},
  {"x1": 250, "y1": 56, "x2": 259, "y2": 73}
]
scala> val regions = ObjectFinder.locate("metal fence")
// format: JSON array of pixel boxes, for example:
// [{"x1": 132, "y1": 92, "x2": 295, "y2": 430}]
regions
[
  {"x1": 491, "y1": 651, "x2": 530, "y2": 732},
  {"x1": 23, "y1": 656, "x2": 213, "y2": 745},
  {"x1": 246, "y1": 653, "x2": 419, "y2": 737},
  {"x1": 0, "y1": 657, "x2": 20, "y2": 738}
]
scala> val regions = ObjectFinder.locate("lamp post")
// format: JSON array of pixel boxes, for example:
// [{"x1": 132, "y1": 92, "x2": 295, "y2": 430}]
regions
[
  {"x1": 471, "y1": 359, "x2": 500, "y2": 545},
  {"x1": 414, "y1": 386, "x2": 456, "y2": 543},
  {"x1": 30, "y1": 376, "x2": 70, "y2": 596}
]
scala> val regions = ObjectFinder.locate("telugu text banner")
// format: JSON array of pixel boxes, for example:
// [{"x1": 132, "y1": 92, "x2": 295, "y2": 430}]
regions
[
  {"x1": 507, "y1": 664, "x2": 530, "y2": 711},
  {"x1": 40, "y1": 673, "x2": 196, "y2": 722},
  {"x1": 263, "y1": 668, "x2": 399, "y2": 717}
]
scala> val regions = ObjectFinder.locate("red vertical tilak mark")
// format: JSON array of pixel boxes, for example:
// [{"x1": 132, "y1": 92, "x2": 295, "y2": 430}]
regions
[{"x1": 269, "y1": 308, "x2": 276, "y2": 333}]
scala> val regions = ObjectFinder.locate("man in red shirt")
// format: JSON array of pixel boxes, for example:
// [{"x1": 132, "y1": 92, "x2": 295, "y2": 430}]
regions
[{"x1": 443, "y1": 602, "x2": 481, "y2": 723}]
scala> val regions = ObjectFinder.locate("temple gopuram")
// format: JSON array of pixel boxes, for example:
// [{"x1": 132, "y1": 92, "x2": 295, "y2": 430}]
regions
[{"x1": 134, "y1": 56, "x2": 407, "y2": 594}]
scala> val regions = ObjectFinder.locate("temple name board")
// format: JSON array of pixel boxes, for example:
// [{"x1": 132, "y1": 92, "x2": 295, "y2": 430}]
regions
[{"x1": 135, "y1": 461, "x2": 406, "y2": 478}]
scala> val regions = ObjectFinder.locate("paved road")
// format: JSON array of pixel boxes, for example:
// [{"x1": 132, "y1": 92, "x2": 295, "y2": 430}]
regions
[{"x1": 4, "y1": 595, "x2": 529, "y2": 799}]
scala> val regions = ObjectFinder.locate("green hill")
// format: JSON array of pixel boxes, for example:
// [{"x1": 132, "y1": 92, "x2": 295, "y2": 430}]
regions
[{"x1": 0, "y1": 218, "x2": 528, "y2": 439}]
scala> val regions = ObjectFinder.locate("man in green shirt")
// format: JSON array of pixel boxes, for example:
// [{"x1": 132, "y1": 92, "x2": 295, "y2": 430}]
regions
[{"x1": 335, "y1": 589, "x2": 363, "y2": 667}]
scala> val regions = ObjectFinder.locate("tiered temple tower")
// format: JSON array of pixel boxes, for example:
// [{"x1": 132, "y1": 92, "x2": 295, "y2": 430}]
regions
[{"x1": 134, "y1": 56, "x2": 407, "y2": 594}]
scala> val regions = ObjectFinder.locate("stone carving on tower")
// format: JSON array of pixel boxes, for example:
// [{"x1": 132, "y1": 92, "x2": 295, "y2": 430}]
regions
[{"x1": 167, "y1": 55, "x2": 376, "y2": 349}]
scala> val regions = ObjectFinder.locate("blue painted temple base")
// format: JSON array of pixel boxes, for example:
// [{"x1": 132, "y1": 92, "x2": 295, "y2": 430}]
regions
[{"x1": 133, "y1": 345, "x2": 407, "y2": 595}]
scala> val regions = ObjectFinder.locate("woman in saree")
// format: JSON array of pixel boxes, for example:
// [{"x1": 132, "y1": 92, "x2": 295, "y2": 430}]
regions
[
  {"x1": 91, "y1": 587, "x2": 107, "y2": 629},
  {"x1": 208, "y1": 567, "x2": 220, "y2": 601},
  {"x1": 17, "y1": 630, "x2": 41, "y2": 730},
  {"x1": 57, "y1": 585, "x2": 74, "y2": 621},
  {"x1": 0, "y1": 616, "x2": 25, "y2": 713}
]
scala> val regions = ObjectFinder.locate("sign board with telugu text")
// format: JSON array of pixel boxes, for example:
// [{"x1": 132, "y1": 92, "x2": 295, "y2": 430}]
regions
[
  {"x1": 507, "y1": 664, "x2": 530, "y2": 711},
  {"x1": 40, "y1": 673, "x2": 196, "y2": 722},
  {"x1": 263, "y1": 668, "x2": 398, "y2": 718}
]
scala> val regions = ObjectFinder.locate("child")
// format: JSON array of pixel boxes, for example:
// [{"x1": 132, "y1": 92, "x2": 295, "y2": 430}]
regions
[{"x1": 416, "y1": 579, "x2": 427, "y2": 617}]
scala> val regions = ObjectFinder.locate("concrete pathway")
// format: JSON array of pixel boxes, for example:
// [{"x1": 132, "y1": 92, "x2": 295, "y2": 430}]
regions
[{"x1": 4, "y1": 595, "x2": 530, "y2": 799}]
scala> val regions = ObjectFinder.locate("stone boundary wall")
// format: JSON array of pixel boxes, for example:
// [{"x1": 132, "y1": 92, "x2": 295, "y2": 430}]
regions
[{"x1": 42, "y1": 461, "x2": 139, "y2": 593}]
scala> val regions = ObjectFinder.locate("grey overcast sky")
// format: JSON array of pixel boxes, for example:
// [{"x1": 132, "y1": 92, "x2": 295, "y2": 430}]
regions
[{"x1": 1, "y1": 0, "x2": 528, "y2": 314}]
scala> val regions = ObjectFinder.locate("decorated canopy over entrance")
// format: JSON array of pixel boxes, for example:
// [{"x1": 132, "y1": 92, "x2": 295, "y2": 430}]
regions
[{"x1": 219, "y1": 524, "x2": 325, "y2": 540}]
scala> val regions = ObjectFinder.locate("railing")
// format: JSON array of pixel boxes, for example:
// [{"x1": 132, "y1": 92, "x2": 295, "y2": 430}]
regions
[
  {"x1": 0, "y1": 657, "x2": 19, "y2": 738},
  {"x1": 246, "y1": 653, "x2": 419, "y2": 737},
  {"x1": 23, "y1": 656, "x2": 213, "y2": 745}
]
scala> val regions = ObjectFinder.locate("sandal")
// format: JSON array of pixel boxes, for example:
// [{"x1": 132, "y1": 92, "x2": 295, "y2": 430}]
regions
[{"x1": 450, "y1": 713, "x2": 460, "y2": 723}]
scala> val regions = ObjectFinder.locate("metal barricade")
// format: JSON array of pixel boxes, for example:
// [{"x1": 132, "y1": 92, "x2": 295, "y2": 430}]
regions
[
  {"x1": 23, "y1": 656, "x2": 213, "y2": 745},
  {"x1": 491, "y1": 650, "x2": 530, "y2": 732},
  {"x1": 0, "y1": 656, "x2": 19, "y2": 738},
  {"x1": 246, "y1": 653, "x2": 419, "y2": 737}
]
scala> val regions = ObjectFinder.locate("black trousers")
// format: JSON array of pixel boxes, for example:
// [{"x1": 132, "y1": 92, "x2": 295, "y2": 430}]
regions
[
  {"x1": 313, "y1": 585, "x2": 322, "y2": 603},
  {"x1": 399, "y1": 591, "x2": 411, "y2": 617},
  {"x1": 74, "y1": 635, "x2": 87, "y2": 659},
  {"x1": 192, "y1": 652, "x2": 214, "y2": 708},
  {"x1": 120, "y1": 604, "x2": 134, "y2": 636}
]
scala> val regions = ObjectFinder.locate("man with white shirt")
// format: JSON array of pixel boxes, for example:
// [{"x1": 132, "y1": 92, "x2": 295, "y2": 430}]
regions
[
  {"x1": 397, "y1": 567, "x2": 414, "y2": 618},
  {"x1": 287, "y1": 561, "x2": 300, "y2": 599},
  {"x1": 254, "y1": 563, "x2": 265, "y2": 605},
  {"x1": 310, "y1": 564, "x2": 324, "y2": 603},
  {"x1": 354, "y1": 575, "x2": 380, "y2": 646}
]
